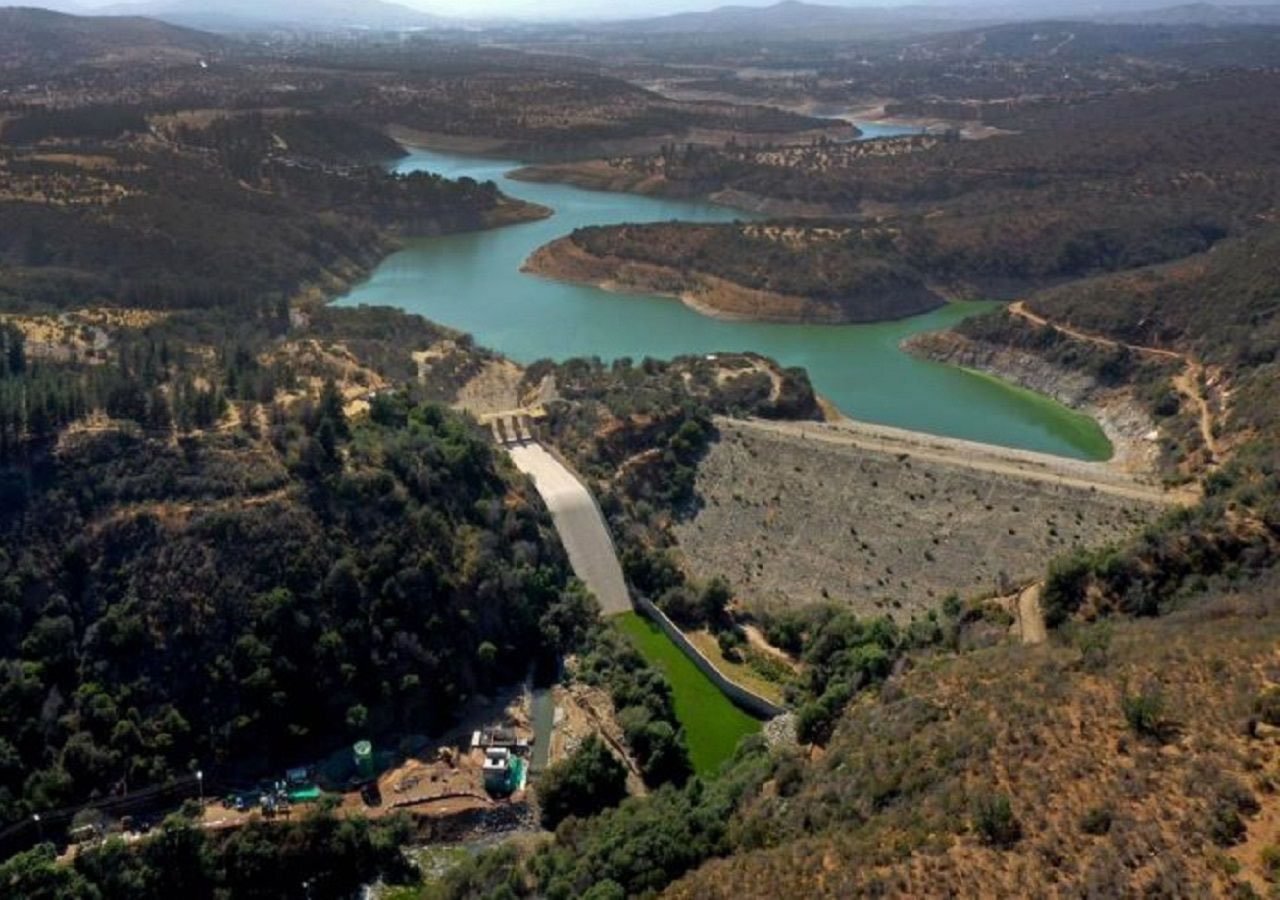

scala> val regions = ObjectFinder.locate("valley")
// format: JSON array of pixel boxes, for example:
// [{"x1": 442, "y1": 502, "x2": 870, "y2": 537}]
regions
[{"x1": 2, "y1": 3, "x2": 1280, "y2": 898}]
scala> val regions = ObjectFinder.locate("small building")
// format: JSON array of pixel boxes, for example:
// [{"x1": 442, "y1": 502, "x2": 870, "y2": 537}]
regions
[{"x1": 482, "y1": 747, "x2": 511, "y2": 792}]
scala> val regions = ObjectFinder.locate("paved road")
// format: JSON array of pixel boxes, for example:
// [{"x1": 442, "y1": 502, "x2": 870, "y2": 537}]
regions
[{"x1": 508, "y1": 444, "x2": 633, "y2": 616}]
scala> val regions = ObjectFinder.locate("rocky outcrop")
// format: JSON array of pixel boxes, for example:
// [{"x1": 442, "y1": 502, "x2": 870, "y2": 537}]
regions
[{"x1": 905, "y1": 330, "x2": 1161, "y2": 476}]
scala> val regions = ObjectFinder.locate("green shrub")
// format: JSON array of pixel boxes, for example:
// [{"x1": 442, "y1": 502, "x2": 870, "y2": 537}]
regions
[
  {"x1": 1208, "y1": 800, "x2": 1248, "y2": 847},
  {"x1": 796, "y1": 682, "x2": 853, "y2": 745},
  {"x1": 1261, "y1": 845, "x2": 1280, "y2": 882},
  {"x1": 1121, "y1": 685, "x2": 1167, "y2": 741},
  {"x1": 1079, "y1": 804, "x2": 1113, "y2": 836},
  {"x1": 1042, "y1": 550, "x2": 1096, "y2": 627},
  {"x1": 1255, "y1": 687, "x2": 1280, "y2": 727},
  {"x1": 717, "y1": 628, "x2": 745, "y2": 663},
  {"x1": 536, "y1": 735, "x2": 629, "y2": 830},
  {"x1": 742, "y1": 647, "x2": 794, "y2": 685},
  {"x1": 1074, "y1": 622, "x2": 1113, "y2": 672},
  {"x1": 973, "y1": 793, "x2": 1022, "y2": 848}
]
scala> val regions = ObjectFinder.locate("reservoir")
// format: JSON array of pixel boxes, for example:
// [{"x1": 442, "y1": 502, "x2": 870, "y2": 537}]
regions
[{"x1": 337, "y1": 146, "x2": 1110, "y2": 461}]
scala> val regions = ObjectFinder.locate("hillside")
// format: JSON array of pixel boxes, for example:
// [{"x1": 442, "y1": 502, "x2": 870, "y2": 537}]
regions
[
  {"x1": 520, "y1": 72, "x2": 1280, "y2": 299},
  {"x1": 94, "y1": 0, "x2": 444, "y2": 32},
  {"x1": 1111, "y1": 2, "x2": 1280, "y2": 25},
  {"x1": 524, "y1": 223, "x2": 945, "y2": 324},
  {"x1": 665, "y1": 570, "x2": 1280, "y2": 897},
  {"x1": 0, "y1": 7, "x2": 224, "y2": 72},
  {"x1": 0, "y1": 298, "x2": 585, "y2": 830},
  {"x1": 0, "y1": 107, "x2": 546, "y2": 315},
  {"x1": 594, "y1": 1, "x2": 991, "y2": 38},
  {"x1": 913, "y1": 221, "x2": 1280, "y2": 480}
]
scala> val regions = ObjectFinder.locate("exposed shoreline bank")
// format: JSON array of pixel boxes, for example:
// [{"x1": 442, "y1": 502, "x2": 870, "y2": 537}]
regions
[
  {"x1": 904, "y1": 330, "x2": 1164, "y2": 480},
  {"x1": 508, "y1": 159, "x2": 847, "y2": 217},
  {"x1": 386, "y1": 122, "x2": 854, "y2": 165},
  {"x1": 522, "y1": 235, "x2": 944, "y2": 325}
]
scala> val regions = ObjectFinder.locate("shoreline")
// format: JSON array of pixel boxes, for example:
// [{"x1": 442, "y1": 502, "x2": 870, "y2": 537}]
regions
[
  {"x1": 522, "y1": 235, "x2": 945, "y2": 325},
  {"x1": 632, "y1": 81, "x2": 1004, "y2": 141},
  {"x1": 904, "y1": 330, "x2": 1166, "y2": 482},
  {"x1": 293, "y1": 195, "x2": 550, "y2": 312},
  {"x1": 386, "y1": 122, "x2": 854, "y2": 165},
  {"x1": 508, "y1": 161, "x2": 847, "y2": 218},
  {"x1": 342, "y1": 145, "x2": 1127, "y2": 477}
]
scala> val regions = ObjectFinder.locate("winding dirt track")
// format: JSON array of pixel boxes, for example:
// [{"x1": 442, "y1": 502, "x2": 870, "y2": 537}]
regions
[{"x1": 1008, "y1": 301, "x2": 1220, "y2": 462}]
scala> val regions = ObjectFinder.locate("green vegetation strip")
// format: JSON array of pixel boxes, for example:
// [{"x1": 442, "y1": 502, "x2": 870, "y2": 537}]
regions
[{"x1": 614, "y1": 612, "x2": 761, "y2": 776}]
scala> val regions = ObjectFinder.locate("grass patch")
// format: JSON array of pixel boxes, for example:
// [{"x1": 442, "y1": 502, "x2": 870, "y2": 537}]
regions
[
  {"x1": 614, "y1": 612, "x2": 762, "y2": 776},
  {"x1": 686, "y1": 630, "x2": 788, "y2": 705}
]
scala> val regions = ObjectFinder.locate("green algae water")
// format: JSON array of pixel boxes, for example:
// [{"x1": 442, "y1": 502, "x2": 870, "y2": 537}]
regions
[
  {"x1": 337, "y1": 146, "x2": 1112, "y2": 461},
  {"x1": 614, "y1": 612, "x2": 761, "y2": 776}
]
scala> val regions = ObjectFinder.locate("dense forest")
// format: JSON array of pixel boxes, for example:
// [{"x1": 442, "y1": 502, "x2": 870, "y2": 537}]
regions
[
  {"x1": 0, "y1": 807, "x2": 415, "y2": 899},
  {"x1": 0, "y1": 372, "x2": 583, "y2": 824},
  {"x1": 0, "y1": 106, "x2": 537, "y2": 317}
]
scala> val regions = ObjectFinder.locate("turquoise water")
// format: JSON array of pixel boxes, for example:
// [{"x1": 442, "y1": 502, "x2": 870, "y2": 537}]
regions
[
  {"x1": 848, "y1": 121, "x2": 924, "y2": 140},
  {"x1": 337, "y1": 146, "x2": 1110, "y2": 460}
]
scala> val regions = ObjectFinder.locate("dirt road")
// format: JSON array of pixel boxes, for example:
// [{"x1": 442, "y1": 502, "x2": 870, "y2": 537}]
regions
[
  {"x1": 1017, "y1": 583, "x2": 1048, "y2": 645},
  {"x1": 732, "y1": 416, "x2": 1190, "y2": 507},
  {"x1": 1008, "y1": 301, "x2": 1220, "y2": 462},
  {"x1": 507, "y1": 444, "x2": 633, "y2": 616}
]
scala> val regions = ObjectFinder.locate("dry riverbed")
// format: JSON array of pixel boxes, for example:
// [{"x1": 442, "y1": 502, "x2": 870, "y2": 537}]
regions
[{"x1": 673, "y1": 418, "x2": 1175, "y2": 622}]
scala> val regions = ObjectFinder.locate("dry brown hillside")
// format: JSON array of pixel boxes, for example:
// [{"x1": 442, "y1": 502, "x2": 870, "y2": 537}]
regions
[{"x1": 667, "y1": 570, "x2": 1280, "y2": 897}]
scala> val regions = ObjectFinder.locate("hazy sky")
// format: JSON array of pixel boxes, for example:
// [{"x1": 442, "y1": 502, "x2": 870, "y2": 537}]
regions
[
  {"x1": 69, "y1": 0, "x2": 986, "y2": 23},
  {"x1": 60, "y1": 0, "x2": 1257, "y2": 25},
  {"x1": 391, "y1": 0, "x2": 1128, "y2": 23},
  {"x1": 68, "y1": 0, "x2": 964, "y2": 22},
  {"x1": 402, "y1": 0, "x2": 967, "y2": 21}
]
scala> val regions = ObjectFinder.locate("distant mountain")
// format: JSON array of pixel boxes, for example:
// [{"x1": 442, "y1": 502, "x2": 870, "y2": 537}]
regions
[
  {"x1": 91, "y1": 0, "x2": 444, "y2": 32},
  {"x1": 597, "y1": 1, "x2": 993, "y2": 38},
  {"x1": 0, "y1": 7, "x2": 224, "y2": 70},
  {"x1": 591, "y1": 0, "x2": 1280, "y2": 38},
  {"x1": 1107, "y1": 3, "x2": 1280, "y2": 24}
]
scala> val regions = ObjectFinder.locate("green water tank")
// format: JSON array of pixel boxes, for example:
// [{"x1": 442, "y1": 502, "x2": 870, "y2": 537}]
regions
[{"x1": 353, "y1": 740, "x2": 374, "y2": 779}]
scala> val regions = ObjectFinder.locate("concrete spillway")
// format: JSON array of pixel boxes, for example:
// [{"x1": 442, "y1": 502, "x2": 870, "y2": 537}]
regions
[{"x1": 507, "y1": 444, "x2": 632, "y2": 616}]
